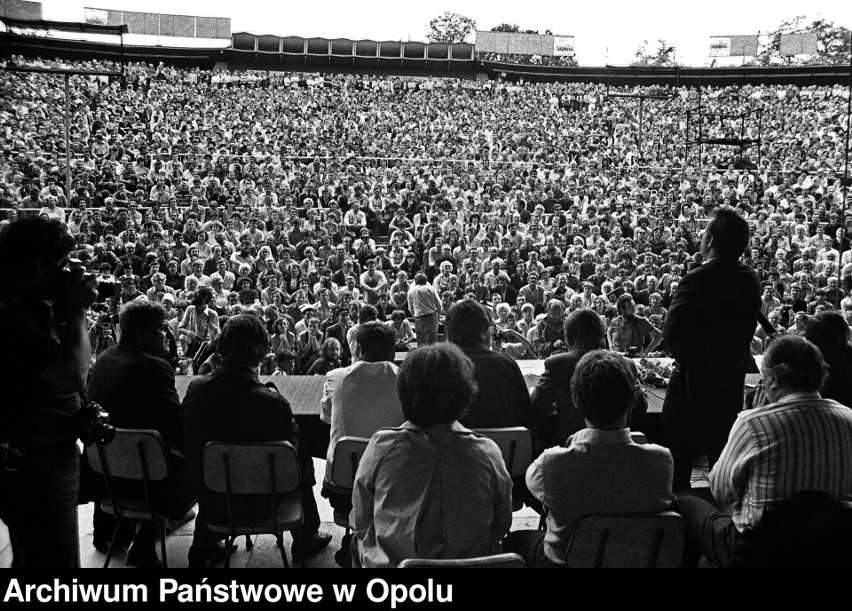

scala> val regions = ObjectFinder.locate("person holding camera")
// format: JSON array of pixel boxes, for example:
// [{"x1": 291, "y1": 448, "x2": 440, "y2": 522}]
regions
[{"x1": 0, "y1": 216, "x2": 99, "y2": 567}]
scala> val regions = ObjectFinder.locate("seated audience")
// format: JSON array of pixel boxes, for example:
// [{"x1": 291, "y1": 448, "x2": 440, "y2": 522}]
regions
[
  {"x1": 84, "y1": 300, "x2": 193, "y2": 567},
  {"x1": 183, "y1": 314, "x2": 331, "y2": 567},
  {"x1": 505, "y1": 350, "x2": 673, "y2": 567},
  {"x1": 351, "y1": 343, "x2": 512, "y2": 567},
  {"x1": 320, "y1": 321, "x2": 404, "y2": 566},
  {"x1": 805, "y1": 311, "x2": 852, "y2": 407},
  {"x1": 672, "y1": 335, "x2": 852, "y2": 567}
]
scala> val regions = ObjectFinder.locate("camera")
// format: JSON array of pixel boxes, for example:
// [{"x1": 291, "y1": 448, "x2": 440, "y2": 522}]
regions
[{"x1": 74, "y1": 400, "x2": 116, "y2": 447}]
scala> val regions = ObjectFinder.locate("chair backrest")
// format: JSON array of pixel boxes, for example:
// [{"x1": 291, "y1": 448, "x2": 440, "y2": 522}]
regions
[
  {"x1": 330, "y1": 437, "x2": 370, "y2": 489},
  {"x1": 85, "y1": 428, "x2": 170, "y2": 482},
  {"x1": 471, "y1": 427, "x2": 532, "y2": 477},
  {"x1": 564, "y1": 511, "x2": 685, "y2": 568},
  {"x1": 203, "y1": 441, "x2": 299, "y2": 495},
  {"x1": 398, "y1": 553, "x2": 526, "y2": 569},
  {"x1": 730, "y1": 490, "x2": 852, "y2": 568}
]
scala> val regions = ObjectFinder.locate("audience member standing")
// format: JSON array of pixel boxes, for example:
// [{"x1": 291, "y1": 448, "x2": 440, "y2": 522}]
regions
[
  {"x1": 662, "y1": 207, "x2": 760, "y2": 490},
  {"x1": 407, "y1": 271, "x2": 442, "y2": 345}
]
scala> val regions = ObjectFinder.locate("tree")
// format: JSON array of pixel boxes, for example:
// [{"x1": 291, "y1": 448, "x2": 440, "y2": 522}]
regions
[
  {"x1": 632, "y1": 39, "x2": 678, "y2": 67},
  {"x1": 753, "y1": 16, "x2": 851, "y2": 66},
  {"x1": 491, "y1": 23, "x2": 520, "y2": 33},
  {"x1": 427, "y1": 12, "x2": 476, "y2": 44}
]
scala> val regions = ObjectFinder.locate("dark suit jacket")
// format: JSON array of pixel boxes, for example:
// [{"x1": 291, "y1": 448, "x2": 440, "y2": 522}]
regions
[
  {"x1": 182, "y1": 367, "x2": 300, "y2": 517},
  {"x1": 457, "y1": 346, "x2": 534, "y2": 431},
  {"x1": 532, "y1": 350, "x2": 648, "y2": 447},
  {"x1": 662, "y1": 258, "x2": 760, "y2": 415},
  {"x1": 87, "y1": 344, "x2": 183, "y2": 452},
  {"x1": 83, "y1": 344, "x2": 187, "y2": 514}
]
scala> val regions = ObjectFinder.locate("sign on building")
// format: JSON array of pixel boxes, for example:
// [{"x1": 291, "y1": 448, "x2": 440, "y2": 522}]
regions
[
  {"x1": 709, "y1": 35, "x2": 758, "y2": 57},
  {"x1": 83, "y1": 7, "x2": 109, "y2": 25},
  {"x1": 553, "y1": 36, "x2": 575, "y2": 56}
]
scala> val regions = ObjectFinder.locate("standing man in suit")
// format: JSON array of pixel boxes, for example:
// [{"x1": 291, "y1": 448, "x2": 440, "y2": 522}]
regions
[
  {"x1": 85, "y1": 300, "x2": 192, "y2": 567},
  {"x1": 662, "y1": 207, "x2": 760, "y2": 490}
]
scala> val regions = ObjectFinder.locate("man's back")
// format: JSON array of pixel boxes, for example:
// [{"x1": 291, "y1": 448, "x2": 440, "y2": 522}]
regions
[
  {"x1": 711, "y1": 397, "x2": 852, "y2": 532},
  {"x1": 528, "y1": 428, "x2": 673, "y2": 564},
  {"x1": 87, "y1": 344, "x2": 183, "y2": 451},
  {"x1": 663, "y1": 258, "x2": 760, "y2": 402},
  {"x1": 322, "y1": 360, "x2": 404, "y2": 481},
  {"x1": 458, "y1": 346, "x2": 534, "y2": 430},
  {"x1": 183, "y1": 368, "x2": 297, "y2": 499}
]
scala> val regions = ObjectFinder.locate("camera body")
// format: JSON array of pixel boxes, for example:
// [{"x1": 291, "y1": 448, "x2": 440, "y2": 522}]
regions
[{"x1": 74, "y1": 400, "x2": 116, "y2": 447}]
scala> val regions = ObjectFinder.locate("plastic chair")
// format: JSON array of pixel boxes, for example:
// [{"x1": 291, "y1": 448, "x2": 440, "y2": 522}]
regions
[
  {"x1": 324, "y1": 437, "x2": 370, "y2": 533},
  {"x1": 398, "y1": 553, "x2": 527, "y2": 568},
  {"x1": 85, "y1": 429, "x2": 172, "y2": 568},
  {"x1": 563, "y1": 511, "x2": 685, "y2": 568},
  {"x1": 472, "y1": 427, "x2": 532, "y2": 511},
  {"x1": 202, "y1": 441, "x2": 304, "y2": 568}
]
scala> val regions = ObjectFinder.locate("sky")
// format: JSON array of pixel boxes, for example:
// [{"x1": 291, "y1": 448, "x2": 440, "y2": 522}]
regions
[{"x1": 37, "y1": 0, "x2": 852, "y2": 66}]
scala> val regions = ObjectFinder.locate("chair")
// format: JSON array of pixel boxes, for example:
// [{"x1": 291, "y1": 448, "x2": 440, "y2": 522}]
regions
[
  {"x1": 325, "y1": 437, "x2": 370, "y2": 534},
  {"x1": 472, "y1": 427, "x2": 532, "y2": 511},
  {"x1": 563, "y1": 511, "x2": 685, "y2": 568},
  {"x1": 202, "y1": 441, "x2": 304, "y2": 568},
  {"x1": 85, "y1": 429, "x2": 172, "y2": 568},
  {"x1": 398, "y1": 553, "x2": 526, "y2": 568},
  {"x1": 730, "y1": 491, "x2": 852, "y2": 568}
]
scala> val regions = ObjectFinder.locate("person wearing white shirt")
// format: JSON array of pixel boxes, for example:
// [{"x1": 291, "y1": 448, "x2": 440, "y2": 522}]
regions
[{"x1": 320, "y1": 322, "x2": 403, "y2": 567}]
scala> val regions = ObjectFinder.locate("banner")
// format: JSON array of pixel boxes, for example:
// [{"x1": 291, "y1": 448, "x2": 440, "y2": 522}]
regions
[
  {"x1": 83, "y1": 7, "x2": 109, "y2": 25},
  {"x1": 553, "y1": 36, "x2": 575, "y2": 57},
  {"x1": 709, "y1": 37, "x2": 731, "y2": 57}
]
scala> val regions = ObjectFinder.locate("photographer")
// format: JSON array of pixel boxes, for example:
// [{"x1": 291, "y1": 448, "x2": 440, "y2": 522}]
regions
[{"x1": 0, "y1": 216, "x2": 98, "y2": 568}]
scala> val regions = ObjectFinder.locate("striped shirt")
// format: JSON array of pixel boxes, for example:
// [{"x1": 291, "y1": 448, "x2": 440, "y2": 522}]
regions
[{"x1": 710, "y1": 394, "x2": 852, "y2": 533}]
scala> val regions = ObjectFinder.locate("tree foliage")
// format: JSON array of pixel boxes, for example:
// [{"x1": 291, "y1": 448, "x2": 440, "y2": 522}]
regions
[
  {"x1": 491, "y1": 23, "x2": 540, "y2": 34},
  {"x1": 491, "y1": 23, "x2": 520, "y2": 33},
  {"x1": 631, "y1": 39, "x2": 678, "y2": 67},
  {"x1": 427, "y1": 12, "x2": 476, "y2": 44},
  {"x1": 752, "y1": 16, "x2": 851, "y2": 66}
]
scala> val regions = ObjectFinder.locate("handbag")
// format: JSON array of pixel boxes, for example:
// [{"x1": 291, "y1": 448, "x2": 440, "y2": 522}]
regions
[{"x1": 185, "y1": 336, "x2": 203, "y2": 358}]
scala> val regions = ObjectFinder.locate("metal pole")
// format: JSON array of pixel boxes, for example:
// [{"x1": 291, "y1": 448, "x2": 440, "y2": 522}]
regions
[
  {"x1": 638, "y1": 97, "x2": 644, "y2": 156},
  {"x1": 64, "y1": 73, "x2": 72, "y2": 203},
  {"x1": 838, "y1": 31, "x2": 852, "y2": 299}
]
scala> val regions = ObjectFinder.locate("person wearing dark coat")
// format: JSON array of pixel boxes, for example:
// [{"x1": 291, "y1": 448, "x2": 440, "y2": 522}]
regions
[
  {"x1": 85, "y1": 300, "x2": 191, "y2": 567},
  {"x1": 661, "y1": 208, "x2": 761, "y2": 491},
  {"x1": 182, "y1": 314, "x2": 331, "y2": 568}
]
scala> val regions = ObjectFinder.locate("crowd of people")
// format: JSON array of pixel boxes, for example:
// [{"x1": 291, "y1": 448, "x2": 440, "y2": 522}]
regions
[
  {"x1": 1, "y1": 56, "x2": 850, "y2": 372},
  {"x1": 476, "y1": 52, "x2": 578, "y2": 67},
  {"x1": 1, "y1": 53, "x2": 852, "y2": 569}
]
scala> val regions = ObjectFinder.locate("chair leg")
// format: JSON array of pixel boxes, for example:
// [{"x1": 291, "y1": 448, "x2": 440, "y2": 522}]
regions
[
  {"x1": 159, "y1": 520, "x2": 168, "y2": 569},
  {"x1": 277, "y1": 533, "x2": 289, "y2": 569},
  {"x1": 224, "y1": 535, "x2": 232, "y2": 569},
  {"x1": 294, "y1": 531, "x2": 306, "y2": 569},
  {"x1": 103, "y1": 518, "x2": 123, "y2": 569},
  {"x1": 245, "y1": 535, "x2": 253, "y2": 550}
]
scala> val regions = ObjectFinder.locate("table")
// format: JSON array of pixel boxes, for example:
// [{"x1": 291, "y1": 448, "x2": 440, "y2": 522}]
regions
[
  {"x1": 173, "y1": 359, "x2": 761, "y2": 455},
  {"x1": 176, "y1": 375, "x2": 330, "y2": 458}
]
